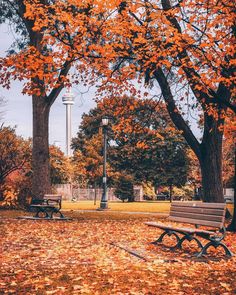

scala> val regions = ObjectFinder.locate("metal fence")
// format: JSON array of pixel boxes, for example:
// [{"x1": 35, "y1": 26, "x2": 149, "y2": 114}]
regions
[{"x1": 53, "y1": 184, "x2": 144, "y2": 202}]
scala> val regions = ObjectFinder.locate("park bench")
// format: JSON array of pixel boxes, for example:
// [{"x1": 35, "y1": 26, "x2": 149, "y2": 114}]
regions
[
  {"x1": 30, "y1": 194, "x2": 65, "y2": 219},
  {"x1": 145, "y1": 201, "x2": 233, "y2": 258}
]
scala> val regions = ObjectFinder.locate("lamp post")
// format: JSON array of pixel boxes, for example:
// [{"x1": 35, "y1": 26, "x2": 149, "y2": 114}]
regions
[
  {"x1": 100, "y1": 117, "x2": 109, "y2": 210},
  {"x1": 62, "y1": 84, "x2": 75, "y2": 156}
]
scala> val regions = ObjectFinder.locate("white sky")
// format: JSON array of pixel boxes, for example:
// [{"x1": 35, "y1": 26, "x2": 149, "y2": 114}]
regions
[{"x1": 0, "y1": 24, "x2": 96, "y2": 153}]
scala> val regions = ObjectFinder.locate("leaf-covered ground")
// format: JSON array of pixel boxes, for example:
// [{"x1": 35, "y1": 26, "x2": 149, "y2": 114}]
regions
[{"x1": 0, "y1": 210, "x2": 236, "y2": 295}]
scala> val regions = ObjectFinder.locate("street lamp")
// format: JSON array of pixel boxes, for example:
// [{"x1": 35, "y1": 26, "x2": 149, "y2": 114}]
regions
[
  {"x1": 100, "y1": 117, "x2": 109, "y2": 209},
  {"x1": 62, "y1": 83, "x2": 75, "y2": 157}
]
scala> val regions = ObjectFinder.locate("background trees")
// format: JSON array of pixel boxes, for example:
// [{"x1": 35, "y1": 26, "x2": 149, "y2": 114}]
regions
[
  {"x1": 49, "y1": 145, "x2": 72, "y2": 184},
  {"x1": 0, "y1": 125, "x2": 31, "y2": 188},
  {"x1": 72, "y1": 133, "x2": 104, "y2": 187},
  {"x1": 72, "y1": 96, "x2": 190, "y2": 194},
  {"x1": 0, "y1": 125, "x2": 31, "y2": 207},
  {"x1": 0, "y1": 126, "x2": 73, "y2": 208}
]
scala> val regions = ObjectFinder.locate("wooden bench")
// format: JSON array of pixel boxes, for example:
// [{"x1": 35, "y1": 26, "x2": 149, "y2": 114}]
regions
[
  {"x1": 30, "y1": 194, "x2": 65, "y2": 219},
  {"x1": 145, "y1": 202, "x2": 233, "y2": 258}
]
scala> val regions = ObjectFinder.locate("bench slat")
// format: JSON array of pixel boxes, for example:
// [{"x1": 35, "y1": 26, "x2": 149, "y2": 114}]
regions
[
  {"x1": 170, "y1": 211, "x2": 224, "y2": 222},
  {"x1": 30, "y1": 205, "x2": 55, "y2": 208},
  {"x1": 171, "y1": 207, "x2": 224, "y2": 216},
  {"x1": 169, "y1": 216, "x2": 223, "y2": 228},
  {"x1": 145, "y1": 222, "x2": 195, "y2": 233},
  {"x1": 172, "y1": 202, "x2": 225, "y2": 209},
  {"x1": 145, "y1": 222, "x2": 215, "y2": 236},
  {"x1": 44, "y1": 194, "x2": 62, "y2": 201}
]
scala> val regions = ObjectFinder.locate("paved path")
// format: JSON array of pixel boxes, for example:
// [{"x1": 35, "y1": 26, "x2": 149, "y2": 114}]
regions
[{"x1": 63, "y1": 209, "x2": 168, "y2": 217}]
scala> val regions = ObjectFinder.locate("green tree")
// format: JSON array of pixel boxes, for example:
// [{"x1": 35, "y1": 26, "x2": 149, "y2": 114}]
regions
[
  {"x1": 154, "y1": 145, "x2": 189, "y2": 201},
  {"x1": 72, "y1": 96, "x2": 189, "y2": 189},
  {"x1": 114, "y1": 174, "x2": 134, "y2": 202}
]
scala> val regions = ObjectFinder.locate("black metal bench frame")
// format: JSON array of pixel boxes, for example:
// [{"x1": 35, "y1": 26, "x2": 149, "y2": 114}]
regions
[
  {"x1": 145, "y1": 202, "x2": 233, "y2": 258},
  {"x1": 30, "y1": 194, "x2": 65, "y2": 219}
]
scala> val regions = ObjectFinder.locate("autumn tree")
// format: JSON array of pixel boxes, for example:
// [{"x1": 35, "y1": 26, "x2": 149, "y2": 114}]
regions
[
  {"x1": 0, "y1": 1, "x2": 98, "y2": 201},
  {"x1": 49, "y1": 145, "x2": 72, "y2": 184},
  {"x1": 0, "y1": 1, "x2": 72, "y2": 200},
  {"x1": 72, "y1": 133, "x2": 104, "y2": 187},
  {"x1": 0, "y1": 125, "x2": 31, "y2": 199},
  {"x1": 63, "y1": 0, "x2": 235, "y2": 202}
]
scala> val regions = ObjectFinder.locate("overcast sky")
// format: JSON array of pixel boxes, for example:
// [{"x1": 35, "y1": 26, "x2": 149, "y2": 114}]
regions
[{"x1": 0, "y1": 24, "x2": 96, "y2": 153}]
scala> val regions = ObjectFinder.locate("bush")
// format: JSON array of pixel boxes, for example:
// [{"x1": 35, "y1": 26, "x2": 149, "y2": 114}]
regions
[
  {"x1": 0, "y1": 171, "x2": 32, "y2": 210},
  {"x1": 114, "y1": 175, "x2": 134, "y2": 202},
  {"x1": 0, "y1": 184, "x2": 18, "y2": 209}
]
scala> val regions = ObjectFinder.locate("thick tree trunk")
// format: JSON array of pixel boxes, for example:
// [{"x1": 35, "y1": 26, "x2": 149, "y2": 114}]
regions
[
  {"x1": 32, "y1": 95, "x2": 51, "y2": 201},
  {"x1": 198, "y1": 113, "x2": 224, "y2": 203},
  {"x1": 199, "y1": 148, "x2": 224, "y2": 203}
]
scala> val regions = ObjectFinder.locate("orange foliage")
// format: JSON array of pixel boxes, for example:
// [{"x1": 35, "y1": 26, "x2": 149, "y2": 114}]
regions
[{"x1": 0, "y1": 213, "x2": 236, "y2": 294}]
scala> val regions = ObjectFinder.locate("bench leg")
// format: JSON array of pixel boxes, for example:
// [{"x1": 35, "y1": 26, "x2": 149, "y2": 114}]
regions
[
  {"x1": 151, "y1": 230, "x2": 181, "y2": 249},
  {"x1": 177, "y1": 235, "x2": 203, "y2": 250},
  {"x1": 34, "y1": 209, "x2": 50, "y2": 218},
  {"x1": 196, "y1": 241, "x2": 234, "y2": 258},
  {"x1": 50, "y1": 210, "x2": 65, "y2": 219}
]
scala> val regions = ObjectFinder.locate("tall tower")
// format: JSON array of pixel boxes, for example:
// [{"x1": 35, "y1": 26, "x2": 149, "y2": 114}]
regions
[{"x1": 62, "y1": 84, "x2": 75, "y2": 156}]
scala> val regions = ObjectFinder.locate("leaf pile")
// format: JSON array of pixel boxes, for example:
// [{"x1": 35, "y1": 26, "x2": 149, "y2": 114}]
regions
[{"x1": 0, "y1": 212, "x2": 236, "y2": 294}]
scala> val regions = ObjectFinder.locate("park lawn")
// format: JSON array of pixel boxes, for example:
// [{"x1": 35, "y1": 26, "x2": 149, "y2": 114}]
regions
[
  {"x1": 62, "y1": 200, "x2": 234, "y2": 215},
  {"x1": 0, "y1": 209, "x2": 236, "y2": 295},
  {"x1": 62, "y1": 200, "x2": 171, "y2": 212}
]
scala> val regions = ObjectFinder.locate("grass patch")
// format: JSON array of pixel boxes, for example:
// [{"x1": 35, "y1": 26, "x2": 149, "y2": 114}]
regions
[{"x1": 62, "y1": 200, "x2": 171, "y2": 213}]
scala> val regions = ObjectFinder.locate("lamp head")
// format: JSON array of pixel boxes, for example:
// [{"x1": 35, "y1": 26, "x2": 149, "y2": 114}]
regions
[{"x1": 102, "y1": 117, "x2": 109, "y2": 126}]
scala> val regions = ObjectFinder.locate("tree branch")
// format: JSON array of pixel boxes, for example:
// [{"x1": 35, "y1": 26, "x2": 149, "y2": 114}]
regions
[{"x1": 154, "y1": 68, "x2": 201, "y2": 159}]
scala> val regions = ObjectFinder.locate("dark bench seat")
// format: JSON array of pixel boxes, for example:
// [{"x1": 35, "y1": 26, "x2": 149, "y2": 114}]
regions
[
  {"x1": 30, "y1": 194, "x2": 65, "y2": 219},
  {"x1": 145, "y1": 202, "x2": 233, "y2": 258}
]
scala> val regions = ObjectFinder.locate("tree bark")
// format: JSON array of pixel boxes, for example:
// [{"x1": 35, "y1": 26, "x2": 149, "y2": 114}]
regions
[
  {"x1": 32, "y1": 95, "x2": 51, "y2": 201},
  {"x1": 199, "y1": 143, "x2": 223, "y2": 203}
]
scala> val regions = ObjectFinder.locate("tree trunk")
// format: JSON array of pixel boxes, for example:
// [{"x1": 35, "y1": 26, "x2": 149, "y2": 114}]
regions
[
  {"x1": 32, "y1": 95, "x2": 51, "y2": 201},
  {"x1": 198, "y1": 113, "x2": 224, "y2": 203},
  {"x1": 200, "y1": 156, "x2": 223, "y2": 203}
]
